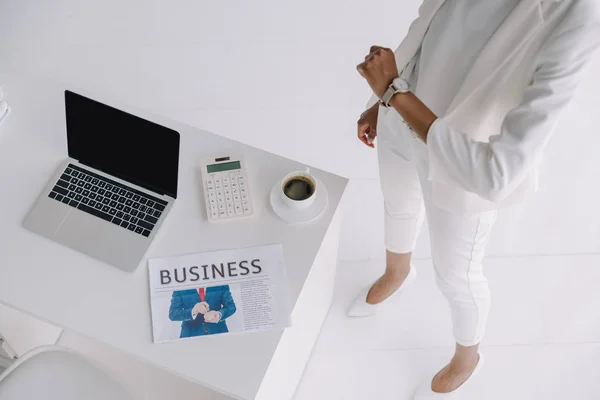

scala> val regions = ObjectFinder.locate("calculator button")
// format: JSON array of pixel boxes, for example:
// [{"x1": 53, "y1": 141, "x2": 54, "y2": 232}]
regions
[
  {"x1": 223, "y1": 183, "x2": 230, "y2": 190},
  {"x1": 223, "y1": 177, "x2": 229, "y2": 184},
  {"x1": 232, "y1": 188, "x2": 239, "y2": 195},
  {"x1": 227, "y1": 209, "x2": 235, "y2": 216},
  {"x1": 231, "y1": 182, "x2": 238, "y2": 189},
  {"x1": 241, "y1": 194, "x2": 248, "y2": 201},
  {"x1": 234, "y1": 195, "x2": 241, "y2": 202},
  {"x1": 215, "y1": 184, "x2": 222, "y2": 191},
  {"x1": 224, "y1": 189, "x2": 231, "y2": 196},
  {"x1": 239, "y1": 181, "x2": 245, "y2": 188},
  {"x1": 208, "y1": 192, "x2": 215, "y2": 199},
  {"x1": 211, "y1": 211, "x2": 218, "y2": 218},
  {"x1": 209, "y1": 198, "x2": 216, "y2": 205},
  {"x1": 210, "y1": 205, "x2": 218, "y2": 212},
  {"x1": 219, "y1": 210, "x2": 227, "y2": 217},
  {"x1": 243, "y1": 205, "x2": 251, "y2": 213},
  {"x1": 238, "y1": 176, "x2": 245, "y2": 182},
  {"x1": 225, "y1": 196, "x2": 232, "y2": 202},
  {"x1": 240, "y1": 188, "x2": 247, "y2": 194},
  {"x1": 219, "y1": 204, "x2": 226, "y2": 211}
]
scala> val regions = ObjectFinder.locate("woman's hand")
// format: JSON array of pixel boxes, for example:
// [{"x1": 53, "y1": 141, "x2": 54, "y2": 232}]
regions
[
  {"x1": 357, "y1": 102, "x2": 379, "y2": 148},
  {"x1": 357, "y1": 46, "x2": 399, "y2": 99}
]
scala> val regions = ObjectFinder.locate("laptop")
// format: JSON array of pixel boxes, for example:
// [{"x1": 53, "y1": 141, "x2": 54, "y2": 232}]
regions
[{"x1": 23, "y1": 91, "x2": 180, "y2": 272}]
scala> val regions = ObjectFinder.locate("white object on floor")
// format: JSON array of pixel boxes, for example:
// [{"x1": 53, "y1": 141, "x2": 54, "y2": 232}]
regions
[
  {"x1": 0, "y1": 338, "x2": 14, "y2": 370},
  {"x1": 270, "y1": 178, "x2": 328, "y2": 224},
  {"x1": 0, "y1": 338, "x2": 16, "y2": 362},
  {"x1": 412, "y1": 353, "x2": 485, "y2": 399},
  {"x1": 347, "y1": 264, "x2": 417, "y2": 317},
  {"x1": 0, "y1": 102, "x2": 9, "y2": 126},
  {"x1": 0, "y1": 346, "x2": 133, "y2": 400},
  {"x1": 0, "y1": 304, "x2": 63, "y2": 358}
]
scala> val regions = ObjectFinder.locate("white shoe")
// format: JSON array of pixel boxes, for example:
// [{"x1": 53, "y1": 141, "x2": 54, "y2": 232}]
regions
[
  {"x1": 347, "y1": 264, "x2": 416, "y2": 317},
  {"x1": 412, "y1": 353, "x2": 485, "y2": 399}
]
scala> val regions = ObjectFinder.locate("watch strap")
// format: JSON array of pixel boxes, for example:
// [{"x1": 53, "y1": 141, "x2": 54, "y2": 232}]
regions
[
  {"x1": 380, "y1": 87, "x2": 397, "y2": 108},
  {"x1": 380, "y1": 78, "x2": 410, "y2": 107}
]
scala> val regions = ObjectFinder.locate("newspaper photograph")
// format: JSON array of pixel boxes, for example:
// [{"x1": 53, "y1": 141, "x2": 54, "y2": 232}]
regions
[{"x1": 148, "y1": 243, "x2": 290, "y2": 343}]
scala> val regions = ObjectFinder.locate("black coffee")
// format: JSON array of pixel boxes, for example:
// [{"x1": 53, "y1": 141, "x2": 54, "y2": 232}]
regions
[{"x1": 283, "y1": 176, "x2": 315, "y2": 201}]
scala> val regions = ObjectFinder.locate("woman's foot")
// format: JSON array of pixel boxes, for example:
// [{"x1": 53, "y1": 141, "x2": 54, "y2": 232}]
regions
[
  {"x1": 366, "y1": 267, "x2": 411, "y2": 304},
  {"x1": 431, "y1": 353, "x2": 480, "y2": 393},
  {"x1": 347, "y1": 263, "x2": 415, "y2": 317}
]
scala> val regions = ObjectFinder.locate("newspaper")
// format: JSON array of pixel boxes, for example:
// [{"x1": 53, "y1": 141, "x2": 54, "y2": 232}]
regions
[{"x1": 148, "y1": 244, "x2": 291, "y2": 343}]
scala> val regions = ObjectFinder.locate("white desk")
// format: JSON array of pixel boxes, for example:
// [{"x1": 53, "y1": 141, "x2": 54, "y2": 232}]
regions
[{"x1": 0, "y1": 73, "x2": 348, "y2": 400}]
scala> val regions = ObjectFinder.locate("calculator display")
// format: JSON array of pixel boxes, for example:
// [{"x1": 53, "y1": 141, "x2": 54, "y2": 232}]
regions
[{"x1": 206, "y1": 161, "x2": 241, "y2": 173}]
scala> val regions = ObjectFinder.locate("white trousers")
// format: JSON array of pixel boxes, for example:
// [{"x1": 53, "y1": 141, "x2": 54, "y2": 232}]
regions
[{"x1": 377, "y1": 112, "x2": 498, "y2": 346}]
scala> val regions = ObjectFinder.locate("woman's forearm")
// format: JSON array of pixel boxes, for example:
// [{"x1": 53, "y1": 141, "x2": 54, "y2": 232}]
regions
[{"x1": 389, "y1": 91, "x2": 438, "y2": 143}]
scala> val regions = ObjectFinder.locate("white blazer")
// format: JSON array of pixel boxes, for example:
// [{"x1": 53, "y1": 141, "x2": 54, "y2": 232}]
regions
[{"x1": 368, "y1": 0, "x2": 600, "y2": 212}]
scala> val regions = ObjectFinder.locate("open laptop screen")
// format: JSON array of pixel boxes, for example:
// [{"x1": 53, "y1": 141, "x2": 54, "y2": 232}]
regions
[{"x1": 65, "y1": 91, "x2": 180, "y2": 198}]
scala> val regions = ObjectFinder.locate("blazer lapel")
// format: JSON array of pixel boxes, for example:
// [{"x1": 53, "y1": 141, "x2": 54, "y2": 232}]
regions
[
  {"x1": 444, "y1": 0, "x2": 546, "y2": 121},
  {"x1": 366, "y1": 0, "x2": 446, "y2": 108},
  {"x1": 393, "y1": 0, "x2": 447, "y2": 76}
]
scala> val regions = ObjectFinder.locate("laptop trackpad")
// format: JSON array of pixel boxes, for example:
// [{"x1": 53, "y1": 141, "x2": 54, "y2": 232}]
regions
[
  {"x1": 23, "y1": 197, "x2": 70, "y2": 238},
  {"x1": 55, "y1": 209, "x2": 148, "y2": 271}
]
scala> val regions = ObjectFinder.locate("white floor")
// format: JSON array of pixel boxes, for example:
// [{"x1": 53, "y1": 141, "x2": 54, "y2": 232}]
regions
[{"x1": 294, "y1": 256, "x2": 600, "y2": 400}]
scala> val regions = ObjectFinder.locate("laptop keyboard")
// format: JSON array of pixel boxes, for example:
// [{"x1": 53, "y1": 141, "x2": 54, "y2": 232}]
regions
[{"x1": 47, "y1": 164, "x2": 167, "y2": 237}]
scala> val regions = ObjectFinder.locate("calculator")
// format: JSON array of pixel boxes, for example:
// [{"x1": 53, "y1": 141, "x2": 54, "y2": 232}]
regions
[{"x1": 201, "y1": 155, "x2": 254, "y2": 222}]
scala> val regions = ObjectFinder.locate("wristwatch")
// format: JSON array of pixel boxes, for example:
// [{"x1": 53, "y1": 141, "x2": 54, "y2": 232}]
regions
[{"x1": 379, "y1": 77, "x2": 410, "y2": 107}]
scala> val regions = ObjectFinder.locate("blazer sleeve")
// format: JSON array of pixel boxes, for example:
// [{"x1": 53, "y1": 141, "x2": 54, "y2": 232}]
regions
[
  {"x1": 425, "y1": 9, "x2": 600, "y2": 203},
  {"x1": 168, "y1": 292, "x2": 194, "y2": 322},
  {"x1": 218, "y1": 287, "x2": 237, "y2": 321}
]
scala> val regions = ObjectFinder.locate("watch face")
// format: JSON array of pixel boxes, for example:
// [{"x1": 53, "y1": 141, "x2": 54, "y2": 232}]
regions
[{"x1": 393, "y1": 78, "x2": 409, "y2": 92}]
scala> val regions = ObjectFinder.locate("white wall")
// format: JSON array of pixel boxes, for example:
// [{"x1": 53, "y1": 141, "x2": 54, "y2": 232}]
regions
[{"x1": 1, "y1": 0, "x2": 599, "y2": 262}]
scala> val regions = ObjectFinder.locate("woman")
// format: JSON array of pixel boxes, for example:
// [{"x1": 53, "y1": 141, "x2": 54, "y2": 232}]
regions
[{"x1": 349, "y1": 0, "x2": 600, "y2": 397}]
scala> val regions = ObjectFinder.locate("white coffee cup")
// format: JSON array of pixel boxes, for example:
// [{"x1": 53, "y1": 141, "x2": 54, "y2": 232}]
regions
[{"x1": 280, "y1": 167, "x2": 318, "y2": 210}]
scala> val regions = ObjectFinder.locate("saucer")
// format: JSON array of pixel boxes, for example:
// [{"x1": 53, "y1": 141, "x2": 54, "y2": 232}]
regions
[{"x1": 270, "y1": 178, "x2": 328, "y2": 224}]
